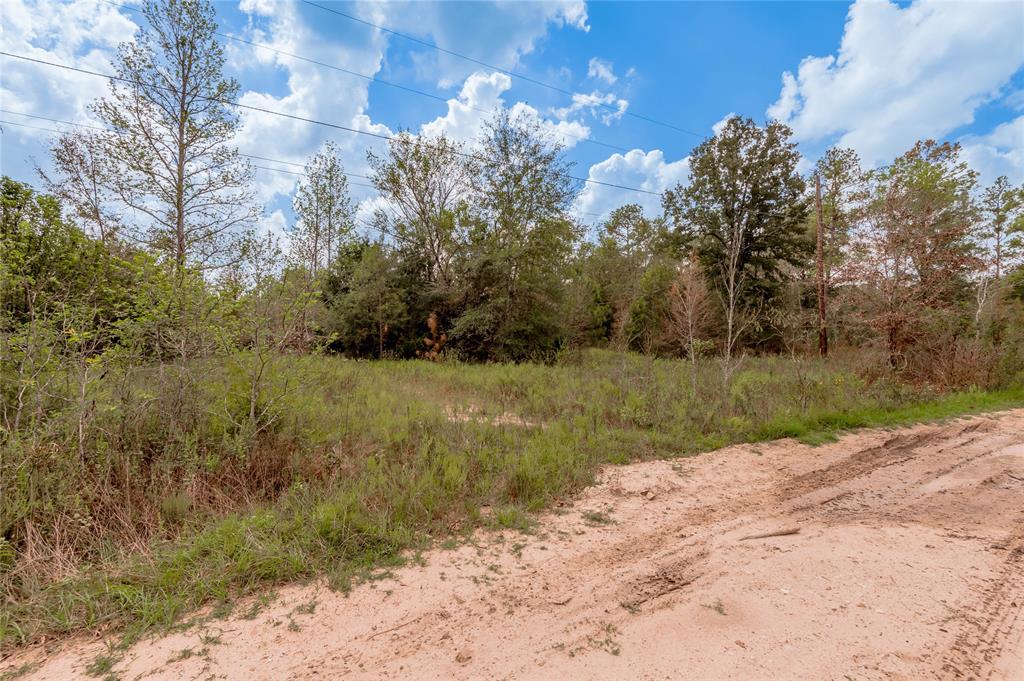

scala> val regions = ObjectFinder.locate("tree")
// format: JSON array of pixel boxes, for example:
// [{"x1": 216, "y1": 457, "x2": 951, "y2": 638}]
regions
[
  {"x1": 451, "y1": 112, "x2": 580, "y2": 361},
  {"x1": 815, "y1": 148, "x2": 863, "y2": 288},
  {"x1": 292, "y1": 141, "x2": 354, "y2": 276},
  {"x1": 322, "y1": 243, "x2": 408, "y2": 358},
  {"x1": 979, "y1": 175, "x2": 1023, "y2": 279},
  {"x1": 37, "y1": 131, "x2": 122, "y2": 245},
  {"x1": 0, "y1": 177, "x2": 144, "y2": 434},
  {"x1": 813, "y1": 147, "x2": 864, "y2": 355},
  {"x1": 89, "y1": 0, "x2": 257, "y2": 274},
  {"x1": 663, "y1": 117, "x2": 809, "y2": 360},
  {"x1": 589, "y1": 204, "x2": 667, "y2": 348},
  {"x1": 368, "y1": 132, "x2": 470, "y2": 291},
  {"x1": 848, "y1": 140, "x2": 980, "y2": 368},
  {"x1": 665, "y1": 255, "x2": 714, "y2": 366}
]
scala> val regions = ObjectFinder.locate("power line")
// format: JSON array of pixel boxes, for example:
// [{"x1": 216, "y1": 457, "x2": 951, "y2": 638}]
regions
[
  {"x1": 97, "y1": 0, "x2": 630, "y2": 154},
  {"x1": 0, "y1": 51, "x2": 661, "y2": 197},
  {"x1": 302, "y1": 0, "x2": 704, "y2": 138},
  {"x1": 0, "y1": 109, "x2": 379, "y2": 183},
  {"x1": 0, "y1": 116, "x2": 376, "y2": 189},
  {"x1": 1, "y1": 112, "x2": 612, "y2": 218},
  {"x1": 0, "y1": 116, "x2": 608, "y2": 231}
]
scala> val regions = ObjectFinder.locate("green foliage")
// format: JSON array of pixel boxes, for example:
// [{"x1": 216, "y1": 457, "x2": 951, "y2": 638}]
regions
[
  {"x1": 449, "y1": 112, "x2": 581, "y2": 361},
  {"x1": 663, "y1": 117, "x2": 811, "y2": 313},
  {"x1": 3, "y1": 349, "x2": 1022, "y2": 650}
]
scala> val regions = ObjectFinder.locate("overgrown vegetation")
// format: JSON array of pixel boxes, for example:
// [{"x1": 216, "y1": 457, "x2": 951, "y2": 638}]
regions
[
  {"x1": 3, "y1": 0, "x2": 1024, "y2": 652},
  {"x1": 3, "y1": 350, "x2": 1023, "y2": 648}
]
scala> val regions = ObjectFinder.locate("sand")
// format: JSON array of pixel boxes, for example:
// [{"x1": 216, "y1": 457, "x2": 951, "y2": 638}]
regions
[{"x1": 5, "y1": 410, "x2": 1023, "y2": 680}]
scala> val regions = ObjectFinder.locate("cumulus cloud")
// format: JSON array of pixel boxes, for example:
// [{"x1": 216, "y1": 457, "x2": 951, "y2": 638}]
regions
[
  {"x1": 368, "y1": 1, "x2": 589, "y2": 88},
  {"x1": 574, "y1": 149, "x2": 690, "y2": 221},
  {"x1": 0, "y1": 0, "x2": 137, "y2": 129},
  {"x1": 421, "y1": 70, "x2": 591, "y2": 149},
  {"x1": 960, "y1": 116, "x2": 1024, "y2": 186},
  {"x1": 587, "y1": 57, "x2": 616, "y2": 84},
  {"x1": 553, "y1": 91, "x2": 629, "y2": 126},
  {"x1": 767, "y1": 0, "x2": 1024, "y2": 166},
  {"x1": 232, "y1": 0, "x2": 392, "y2": 211},
  {"x1": 712, "y1": 112, "x2": 737, "y2": 136}
]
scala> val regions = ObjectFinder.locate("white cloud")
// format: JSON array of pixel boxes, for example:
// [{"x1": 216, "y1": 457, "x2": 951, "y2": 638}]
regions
[
  {"x1": 232, "y1": 0, "x2": 392, "y2": 210},
  {"x1": 0, "y1": 0, "x2": 137, "y2": 130},
  {"x1": 421, "y1": 70, "x2": 591, "y2": 149},
  {"x1": 553, "y1": 91, "x2": 629, "y2": 126},
  {"x1": 256, "y1": 208, "x2": 289, "y2": 242},
  {"x1": 368, "y1": 1, "x2": 589, "y2": 88},
  {"x1": 960, "y1": 116, "x2": 1024, "y2": 186},
  {"x1": 575, "y1": 149, "x2": 690, "y2": 221},
  {"x1": 587, "y1": 57, "x2": 616, "y2": 84},
  {"x1": 420, "y1": 71, "x2": 510, "y2": 142},
  {"x1": 712, "y1": 112, "x2": 737, "y2": 136},
  {"x1": 767, "y1": 0, "x2": 1024, "y2": 166}
]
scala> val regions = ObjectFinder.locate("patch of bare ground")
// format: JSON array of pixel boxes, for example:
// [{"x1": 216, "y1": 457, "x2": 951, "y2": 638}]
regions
[{"x1": 5, "y1": 410, "x2": 1024, "y2": 680}]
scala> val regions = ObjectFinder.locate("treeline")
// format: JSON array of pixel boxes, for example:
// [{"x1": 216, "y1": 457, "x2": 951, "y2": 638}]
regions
[{"x1": 4, "y1": 0, "x2": 1024, "y2": 394}]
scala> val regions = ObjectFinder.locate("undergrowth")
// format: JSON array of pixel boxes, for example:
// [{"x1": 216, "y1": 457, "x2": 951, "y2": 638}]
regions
[{"x1": 1, "y1": 349, "x2": 1022, "y2": 649}]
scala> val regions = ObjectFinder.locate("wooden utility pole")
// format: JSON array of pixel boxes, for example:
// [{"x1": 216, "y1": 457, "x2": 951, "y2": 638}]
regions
[{"x1": 814, "y1": 173, "x2": 828, "y2": 357}]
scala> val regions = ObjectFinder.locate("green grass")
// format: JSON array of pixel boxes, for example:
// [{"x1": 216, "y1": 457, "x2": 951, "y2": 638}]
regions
[{"x1": 1, "y1": 349, "x2": 1022, "y2": 651}]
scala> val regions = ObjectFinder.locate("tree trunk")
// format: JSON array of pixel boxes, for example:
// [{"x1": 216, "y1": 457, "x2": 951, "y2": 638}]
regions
[{"x1": 815, "y1": 173, "x2": 828, "y2": 357}]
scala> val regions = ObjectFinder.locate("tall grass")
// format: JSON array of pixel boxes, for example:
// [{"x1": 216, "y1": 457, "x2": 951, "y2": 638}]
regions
[{"x1": 2, "y1": 349, "x2": 1022, "y2": 648}]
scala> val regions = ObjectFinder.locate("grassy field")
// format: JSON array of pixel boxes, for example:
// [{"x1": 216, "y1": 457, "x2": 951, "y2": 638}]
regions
[{"x1": 2, "y1": 349, "x2": 1023, "y2": 651}]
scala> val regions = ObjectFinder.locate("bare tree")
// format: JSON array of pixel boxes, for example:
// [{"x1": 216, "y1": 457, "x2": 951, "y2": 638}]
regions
[
  {"x1": 90, "y1": 0, "x2": 257, "y2": 274},
  {"x1": 665, "y1": 255, "x2": 713, "y2": 390}
]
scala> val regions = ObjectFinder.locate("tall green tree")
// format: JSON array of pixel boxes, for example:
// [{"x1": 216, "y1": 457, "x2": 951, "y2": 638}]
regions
[
  {"x1": 979, "y1": 175, "x2": 1023, "y2": 279},
  {"x1": 292, "y1": 141, "x2": 354, "y2": 276},
  {"x1": 89, "y1": 0, "x2": 257, "y2": 273},
  {"x1": 322, "y1": 243, "x2": 408, "y2": 358},
  {"x1": 588, "y1": 204, "x2": 670, "y2": 348},
  {"x1": 663, "y1": 117, "x2": 809, "y2": 358},
  {"x1": 849, "y1": 140, "x2": 980, "y2": 367},
  {"x1": 451, "y1": 112, "x2": 580, "y2": 361}
]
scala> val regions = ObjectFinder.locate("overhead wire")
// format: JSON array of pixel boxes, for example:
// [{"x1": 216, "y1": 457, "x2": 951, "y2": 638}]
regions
[
  {"x1": 1, "y1": 111, "x2": 611, "y2": 218},
  {"x1": 0, "y1": 51, "x2": 662, "y2": 198},
  {"x1": 97, "y1": 0, "x2": 630, "y2": 154},
  {"x1": 300, "y1": 0, "x2": 704, "y2": 138}
]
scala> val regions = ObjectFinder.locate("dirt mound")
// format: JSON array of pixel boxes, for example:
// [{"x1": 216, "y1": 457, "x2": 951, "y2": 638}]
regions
[{"x1": 6, "y1": 411, "x2": 1024, "y2": 680}]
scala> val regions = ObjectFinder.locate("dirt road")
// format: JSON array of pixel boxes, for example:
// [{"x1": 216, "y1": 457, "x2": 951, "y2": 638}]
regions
[{"x1": 7, "y1": 410, "x2": 1024, "y2": 680}]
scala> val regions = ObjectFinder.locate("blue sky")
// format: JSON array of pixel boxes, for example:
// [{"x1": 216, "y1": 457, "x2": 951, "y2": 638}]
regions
[{"x1": 1, "y1": 0, "x2": 1022, "y2": 240}]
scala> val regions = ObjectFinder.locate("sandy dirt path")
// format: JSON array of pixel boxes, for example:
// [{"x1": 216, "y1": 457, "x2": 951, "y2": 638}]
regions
[{"x1": 5, "y1": 410, "x2": 1024, "y2": 680}]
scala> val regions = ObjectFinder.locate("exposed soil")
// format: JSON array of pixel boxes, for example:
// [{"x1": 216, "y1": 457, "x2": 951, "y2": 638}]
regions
[{"x1": 6, "y1": 410, "x2": 1024, "y2": 680}]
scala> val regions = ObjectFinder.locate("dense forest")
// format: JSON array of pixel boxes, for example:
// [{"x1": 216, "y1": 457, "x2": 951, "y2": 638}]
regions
[{"x1": 2, "y1": 0, "x2": 1024, "y2": 650}]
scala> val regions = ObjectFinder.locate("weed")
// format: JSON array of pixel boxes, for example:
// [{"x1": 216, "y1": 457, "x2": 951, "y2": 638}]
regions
[
  {"x1": 85, "y1": 655, "x2": 116, "y2": 677},
  {"x1": 3, "y1": 349, "x2": 1021, "y2": 650},
  {"x1": 582, "y1": 509, "x2": 615, "y2": 526},
  {"x1": 0, "y1": 662, "x2": 38, "y2": 681},
  {"x1": 702, "y1": 598, "x2": 727, "y2": 616},
  {"x1": 587, "y1": 623, "x2": 622, "y2": 656}
]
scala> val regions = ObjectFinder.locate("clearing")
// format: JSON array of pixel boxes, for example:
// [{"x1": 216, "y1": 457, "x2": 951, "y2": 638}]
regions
[{"x1": 5, "y1": 410, "x2": 1023, "y2": 680}]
